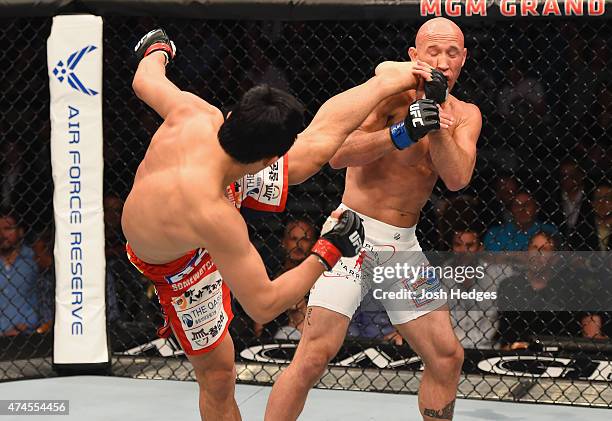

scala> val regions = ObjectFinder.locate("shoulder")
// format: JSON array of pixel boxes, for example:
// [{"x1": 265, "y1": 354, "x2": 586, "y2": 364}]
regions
[
  {"x1": 167, "y1": 95, "x2": 224, "y2": 127},
  {"x1": 172, "y1": 106, "x2": 224, "y2": 140},
  {"x1": 451, "y1": 97, "x2": 482, "y2": 124}
]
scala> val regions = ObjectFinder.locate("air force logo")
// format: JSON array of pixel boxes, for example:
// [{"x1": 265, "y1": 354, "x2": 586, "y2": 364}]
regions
[{"x1": 52, "y1": 45, "x2": 99, "y2": 96}]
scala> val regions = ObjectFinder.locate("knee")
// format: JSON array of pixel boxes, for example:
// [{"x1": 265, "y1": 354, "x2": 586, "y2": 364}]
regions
[
  {"x1": 293, "y1": 345, "x2": 334, "y2": 383},
  {"x1": 425, "y1": 340, "x2": 464, "y2": 378},
  {"x1": 449, "y1": 342, "x2": 464, "y2": 372},
  {"x1": 197, "y1": 365, "x2": 236, "y2": 399}
]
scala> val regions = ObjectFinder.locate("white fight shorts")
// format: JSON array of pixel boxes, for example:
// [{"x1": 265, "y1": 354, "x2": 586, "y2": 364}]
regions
[{"x1": 308, "y1": 204, "x2": 446, "y2": 325}]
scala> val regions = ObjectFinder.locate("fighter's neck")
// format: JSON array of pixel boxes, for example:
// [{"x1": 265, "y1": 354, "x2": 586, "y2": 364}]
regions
[{"x1": 209, "y1": 147, "x2": 251, "y2": 190}]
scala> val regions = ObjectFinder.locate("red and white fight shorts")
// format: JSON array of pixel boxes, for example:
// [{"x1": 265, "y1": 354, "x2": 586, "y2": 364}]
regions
[{"x1": 126, "y1": 156, "x2": 288, "y2": 355}]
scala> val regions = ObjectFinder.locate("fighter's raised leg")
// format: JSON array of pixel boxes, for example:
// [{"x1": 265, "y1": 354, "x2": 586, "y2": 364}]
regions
[{"x1": 287, "y1": 61, "x2": 430, "y2": 184}]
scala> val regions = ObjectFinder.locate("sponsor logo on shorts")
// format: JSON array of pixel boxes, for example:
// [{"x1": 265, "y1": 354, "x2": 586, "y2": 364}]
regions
[
  {"x1": 178, "y1": 292, "x2": 222, "y2": 329},
  {"x1": 354, "y1": 250, "x2": 367, "y2": 271},
  {"x1": 187, "y1": 311, "x2": 227, "y2": 349},
  {"x1": 322, "y1": 243, "x2": 396, "y2": 279},
  {"x1": 191, "y1": 328, "x2": 209, "y2": 344},
  {"x1": 267, "y1": 161, "x2": 280, "y2": 182},
  {"x1": 182, "y1": 314, "x2": 194, "y2": 328},
  {"x1": 403, "y1": 267, "x2": 441, "y2": 307},
  {"x1": 165, "y1": 249, "x2": 206, "y2": 285},
  {"x1": 262, "y1": 185, "x2": 280, "y2": 201},
  {"x1": 243, "y1": 173, "x2": 263, "y2": 195},
  {"x1": 167, "y1": 254, "x2": 218, "y2": 292},
  {"x1": 172, "y1": 276, "x2": 222, "y2": 311}
]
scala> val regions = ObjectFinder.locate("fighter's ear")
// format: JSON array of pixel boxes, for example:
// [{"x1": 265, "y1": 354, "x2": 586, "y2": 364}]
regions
[{"x1": 408, "y1": 47, "x2": 418, "y2": 61}]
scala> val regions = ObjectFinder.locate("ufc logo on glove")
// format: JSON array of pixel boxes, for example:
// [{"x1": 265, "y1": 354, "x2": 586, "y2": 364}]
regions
[{"x1": 409, "y1": 103, "x2": 424, "y2": 127}]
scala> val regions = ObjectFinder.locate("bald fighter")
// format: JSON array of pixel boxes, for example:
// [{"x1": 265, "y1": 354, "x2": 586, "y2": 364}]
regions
[
  {"x1": 266, "y1": 18, "x2": 481, "y2": 421},
  {"x1": 122, "y1": 29, "x2": 436, "y2": 421}
]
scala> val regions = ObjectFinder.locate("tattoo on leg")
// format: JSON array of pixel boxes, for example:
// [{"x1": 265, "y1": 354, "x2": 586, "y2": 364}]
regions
[
  {"x1": 306, "y1": 308, "x2": 312, "y2": 326},
  {"x1": 423, "y1": 399, "x2": 455, "y2": 420}
]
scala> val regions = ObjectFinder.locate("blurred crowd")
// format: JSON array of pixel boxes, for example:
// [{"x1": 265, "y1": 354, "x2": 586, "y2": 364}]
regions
[{"x1": 1, "y1": 18, "x2": 611, "y2": 355}]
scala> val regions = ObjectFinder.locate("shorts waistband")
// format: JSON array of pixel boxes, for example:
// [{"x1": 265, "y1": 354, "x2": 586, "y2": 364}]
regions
[{"x1": 338, "y1": 203, "x2": 417, "y2": 242}]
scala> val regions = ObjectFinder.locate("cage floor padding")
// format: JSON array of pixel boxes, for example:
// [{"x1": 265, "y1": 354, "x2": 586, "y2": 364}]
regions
[{"x1": 0, "y1": 376, "x2": 609, "y2": 420}]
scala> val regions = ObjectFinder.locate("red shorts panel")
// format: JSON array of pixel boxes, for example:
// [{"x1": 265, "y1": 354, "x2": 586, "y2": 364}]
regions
[
  {"x1": 125, "y1": 244, "x2": 234, "y2": 355},
  {"x1": 238, "y1": 154, "x2": 289, "y2": 212}
]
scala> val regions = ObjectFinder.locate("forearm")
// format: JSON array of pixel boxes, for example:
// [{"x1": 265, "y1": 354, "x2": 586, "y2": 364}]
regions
[
  {"x1": 428, "y1": 130, "x2": 474, "y2": 191},
  {"x1": 132, "y1": 52, "x2": 184, "y2": 119},
  {"x1": 262, "y1": 255, "x2": 325, "y2": 322},
  {"x1": 132, "y1": 53, "x2": 170, "y2": 96},
  {"x1": 329, "y1": 128, "x2": 395, "y2": 168}
]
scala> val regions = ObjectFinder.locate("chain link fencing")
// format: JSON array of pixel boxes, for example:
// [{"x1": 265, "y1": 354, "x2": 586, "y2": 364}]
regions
[{"x1": 1, "y1": 9, "x2": 611, "y2": 407}]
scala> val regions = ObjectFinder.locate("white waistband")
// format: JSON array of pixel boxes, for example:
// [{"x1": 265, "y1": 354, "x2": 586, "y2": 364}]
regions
[{"x1": 338, "y1": 203, "x2": 417, "y2": 243}]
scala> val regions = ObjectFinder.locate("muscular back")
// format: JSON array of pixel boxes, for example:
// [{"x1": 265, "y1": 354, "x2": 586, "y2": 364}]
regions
[
  {"x1": 122, "y1": 106, "x2": 228, "y2": 263},
  {"x1": 341, "y1": 91, "x2": 470, "y2": 227}
]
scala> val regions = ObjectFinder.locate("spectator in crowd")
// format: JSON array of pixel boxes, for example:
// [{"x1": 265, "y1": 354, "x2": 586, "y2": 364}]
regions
[
  {"x1": 446, "y1": 226, "x2": 504, "y2": 349},
  {"x1": 573, "y1": 85, "x2": 612, "y2": 180},
  {"x1": 580, "y1": 313, "x2": 609, "y2": 340},
  {"x1": 498, "y1": 64, "x2": 547, "y2": 121},
  {"x1": 436, "y1": 195, "x2": 480, "y2": 250},
  {"x1": 497, "y1": 231, "x2": 576, "y2": 349},
  {"x1": 0, "y1": 142, "x2": 25, "y2": 212},
  {"x1": 254, "y1": 220, "x2": 316, "y2": 340},
  {"x1": 493, "y1": 174, "x2": 519, "y2": 225},
  {"x1": 0, "y1": 211, "x2": 39, "y2": 336},
  {"x1": 280, "y1": 220, "x2": 317, "y2": 272},
  {"x1": 32, "y1": 226, "x2": 54, "y2": 333},
  {"x1": 566, "y1": 36, "x2": 611, "y2": 130},
  {"x1": 591, "y1": 183, "x2": 612, "y2": 251},
  {"x1": 547, "y1": 160, "x2": 599, "y2": 250},
  {"x1": 485, "y1": 191, "x2": 557, "y2": 251}
]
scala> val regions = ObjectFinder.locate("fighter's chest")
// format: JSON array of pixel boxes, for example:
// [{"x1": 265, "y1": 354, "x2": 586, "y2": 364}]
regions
[{"x1": 367, "y1": 142, "x2": 436, "y2": 183}]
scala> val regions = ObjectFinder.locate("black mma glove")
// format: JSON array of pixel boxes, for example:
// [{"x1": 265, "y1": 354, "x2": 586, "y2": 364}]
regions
[
  {"x1": 134, "y1": 28, "x2": 176, "y2": 65},
  {"x1": 389, "y1": 99, "x2": 440, "y2": 150},
  {"x1": 425, "y1": 68, "x2": 448, "y2": 104},
  {"x1": 311, "y1": 210, "x2": 365, "y2": 271}
]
